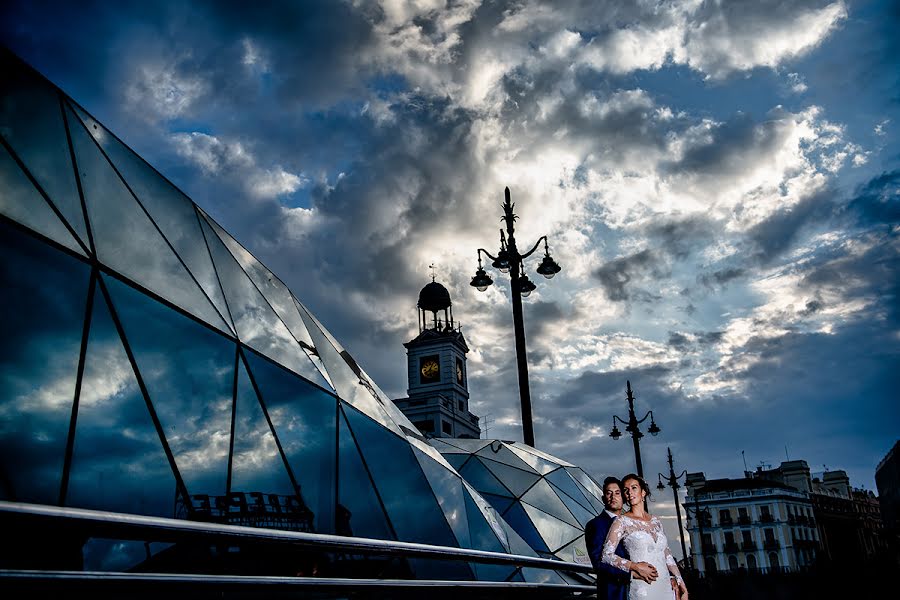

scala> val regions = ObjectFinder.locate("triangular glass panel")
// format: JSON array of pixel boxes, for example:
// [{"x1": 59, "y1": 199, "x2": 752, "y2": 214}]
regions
[
  {"x1": 568, "y1": 467, "x2": 606, "y2": 511},
  {"x1": 342, "y1": 403, "x2": 457, "y2": 546},
  {"x1": 0, "y1": 143, "x2": 85, "y2": 255},
  {"x1": 66, "y1": 281, "x2": 176, "y2": 517},
  {"x1": 520, "y1": 566, "x2": 567, "y2": 584},
  {"x1": 103, "y1": 273, "x2": 234, "y2": 499},
  {"x1": 521, "y1": 501, "x2": 584, "y2": 554},
  {"x1": 230, "y1": 356, "x2": 295, "y2": 498},
  {"x1": 476, "y1": 442, "x2": 536, "y2": 472},
  {"x1": 244, "y1": 348, "x2": 337, "y2": 534},
  {"x1": 0, "y1": 220, "x2": 90, "y2": 503},
  {"x1": 66, "y1": 105, "x2": 231, "y2": 335},
  {"x1": 509, "y1": 572, "x2": 525, "y2": 582},
  {"x1": 495, "y1": 510, "x2": 541, "y2": 558},
  {"x1": 480, "y1": 457, "x2": 541, "y2": 497},
  {"x1": 510, "y1": 442, "x2": 574, "y2": 466},
  {"x1": 479, "y1": 492, "x2": 517, "y2": 516},
  {"x1": 442, "y1": 453, "x2": 471, "y2": 472},
  {"x1": 429, "y1": 438, "x2": 474, "y2": 454},
  {"x1": 555, "y1": 535, "x2": 591, "y2": 567},
  {"x1": 337, "y1": 408, "x2": 394, "y2": 540},
  {"x1": 295, "y1": 301, "x2": 402, "y2": 435},
  {"x1": 507, "y1": 444, "x2": 560, "y2": 475},
  {"x1": 412, "y1": 446, "x2": 470, "y2": 548},
  {"x1": 291, "y1": 297, "x2": 334, "y2": 388},
  {"x1": 197, "y1": 215, "x2": 328, "y2": 386},
  {"x1": 0, "y1": 51, "x2": 90, "y2": 249},
  {"x1": 198, "y1": 211, "x2": 313, "y2": 346},
  {"x1": 549, "y1": 481, "x2": 598, "y2": 528},
  {"x1": 71, "y1": 106, "x2": 235, "y2": 334},
  {"x1": 407, "y1": 435, "x2": 458, "y2": 472},
  {"x1": 460, "y1": 458, "x2": 516, "y2": 498},
  {"x1": 501, "y1": 501, "x2": 549, "y2": 553},
  {"x1": 434, "y1": 437, "x2": 493, "y2": 453},
  {"x1": 461, "y1": 480, "x2": 511, "y2": 552},
  {"x1": 546, "y1": 467, "x2": 596, "y2": 514},
  {"x1": 460, "y1": 488, "x2": 516, "y2": 581},
  {"x1": 520, "y1": 478, "x2": 580, "y2": 528}
]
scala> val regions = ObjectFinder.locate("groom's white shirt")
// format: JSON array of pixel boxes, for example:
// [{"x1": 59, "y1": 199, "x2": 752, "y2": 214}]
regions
[{"x1": 605, "y1": 509, "x2": 619, "y2": 519}]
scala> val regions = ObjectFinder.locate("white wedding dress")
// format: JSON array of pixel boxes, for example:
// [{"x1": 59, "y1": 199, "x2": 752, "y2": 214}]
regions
[{"x1": 601, "y1": 515, "x2": 684, "y2": 600}]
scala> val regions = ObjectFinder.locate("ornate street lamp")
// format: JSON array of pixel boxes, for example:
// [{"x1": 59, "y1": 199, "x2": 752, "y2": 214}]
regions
[
  {"x1": 657, "y1": 447, "x2": 689, "y2": 566},
  {"x1": 609, "y1": 380, "x2": 660, "y2": 478},
  {"x1": 469, "y1": 187, "x2": 561, "y2": 447}
]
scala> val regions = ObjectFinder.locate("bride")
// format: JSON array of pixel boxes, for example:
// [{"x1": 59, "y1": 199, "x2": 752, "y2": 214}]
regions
[{"x1": 602, "y1": 474, "x2": 689, "y2": 600}]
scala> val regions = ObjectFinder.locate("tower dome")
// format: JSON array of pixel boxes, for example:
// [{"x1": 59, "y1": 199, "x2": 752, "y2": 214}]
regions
[{"x1": 417, "y1": 281, "x2": 452, "y2": 312}]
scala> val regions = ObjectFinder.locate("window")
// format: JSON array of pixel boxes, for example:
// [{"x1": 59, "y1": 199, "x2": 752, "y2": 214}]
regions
[
  {"x1": 414, "y1": 419, "x2": 435, "y2": 433},
  {"x1": 458, "y1": 400, "x2": 464, "y2": 411},
  {"x1": 742, "y1": 530, "x2": 752, "y2": 544},
  {"x1": 764, "y1": 529, "x2": 775, "y2": 542},
  {"x1": 727, "y1": 555, "x2": 739, "y2": 571},
  {"x1": 441, "y1": 420, "x2": 452, "y2": 435},
  {"x1": 747, "y1": 554, "x2": 757, "y2": 571},
  {"x1": 719, "y1": 509, "x2": 732, "y2": 523},
  {"x1": 705, "y1": 556, "x2": 717, "y2": 573},
  {"x1": 769, "y1": 552, "x2": 779, "y2": 569}
]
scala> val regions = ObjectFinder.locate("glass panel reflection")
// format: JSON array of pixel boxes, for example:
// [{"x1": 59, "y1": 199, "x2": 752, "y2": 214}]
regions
[
  {"x1": 412, "y1": 446, "x2": 470, "y2": 548},
  {"x1": 342, "y1": 403, "x2": 457, "y2": 547},
  {"x1": 520, "y1": 478, "x2": 580, "y2": 528},
  {"x1": 551, "y1": 483, "x2": 597, "y2": 528},
  {"x1": 0, "y1": 143, "x2": 85, "y2": 255},
  {"x1": 545, "y1": 467, "x2": 595, "y2": 514},
  {"x1": 71, "y1": 105, "x2": 235, "y2": 334},
  {"x1": 244, "y1": 348, "x2": 336, "y2": 534},
  {"x1": 0, "y1": 51, "x2": 89, "y2": 248},
  {"x1": 66, "y1": 104, "x2": 231, "y2": 335},
  {"x1": 337, "y1": 409, "x2": 393, "y2": 540},
  {"x1": 198, "y1": 215, "x2": 325, "y2": 385},
  {"x1": 520, "y1": 502, "x2": 582, "y2": 553},
  {"x1": 230, "y1": 357, "x2": 295, "y2": 498},
  {"x1": 459, "y1": 458, "x2": 515, "y2": 498},
  {"x1": 67, "y1": 281, "x2": 177, "y2": 517},
  {"x1": 103, "y1": 273, "x2": 234, "y2": 499},
  {"x1": 500, "y1": 502, "x2": 549, "y2": 553},
  {"x1": 476, "y1": 443, "x2": 533, "y2": 471},
  {"x1": 0, "y1": 220, "x2": 90, "y2": 503},
  {"x1": 479, "y1": 458, "x2": 540, "y2": 497}
]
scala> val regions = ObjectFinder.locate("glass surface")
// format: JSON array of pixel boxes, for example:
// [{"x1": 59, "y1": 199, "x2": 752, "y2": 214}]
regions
[
  {"x1": 429, "y1": 439, "x2": 472, "y2": 455},
  {"x1": 459, "y1": 458, "x2": 515, "y2": 498},
  {"x1": 436, "y1": 437, "x2": 493, "y2": 453},
  {"x1": 297, "y1": 302, "x2": 402, "y2": 435},
  {"x1": 520, "y1": 502, "x2": 583, "y2": 553},
  {"x1": 507, "y1": 444, "x2": 559, "y2": 475},
  {"x1": 475, "y1": 443, "x2": 534, "y2": 472},
  {"x1": 71, "y1": 106, "x2": 235, "y2": 334},
  {"x1": 230, "y1": 357, "x2": 295, "y2": 497},
  {"x1": 0, "y1": 221, "x2": 90, "y2": 503},
  {"x1": 441, "y1": 453, "x2": 471, "y2": 472},
  {"x1": 479, "y1": 457, "x2": 541, "y2": 497},
  {"x1": 407, "y1": 435, "x2": 458, "y2": 472},
  {"x1": 545, "y1": 467, "x2": 596, "y2": 514},
  {"x1": 198, "y1": 215, "x2": 327, "y2": 385},
  {"x1": 567, "y1": 467, "x2": 606, "y2": 512},
  {"x1": 461, "y1": 480, "x2": 511, "y2": 551},
  {"x1": 104, "y1": 273, "x2": 234, "y2": 498},
  {"x1": 521, "y1": 566, "x2": 567, "y2": 584},
  {"x1": 66, "y1": 104, "x2": 231, "y2": 335},
  {"x1": 337, "y1": 408, "x2": 393, "y2": 540},
  {"x1": 520, "y1": 478, "x2": 580, "y2": 528},
  {"x1": 511, "y1": 442, "x2": 575, "y2": 467},
  {"x1": 461, "y1": 489, "x2": 516, "y2": 581},
  {"x1": 245, "y1": 348, "x2": 337, "y2": 534},
  {"x1": 412, "y1": 446, "x2": 470, "y2": 548},
  {"x1": 342, "y1": 403, "x2": 457, "y2": 547},
  {"x1": 67, "y1": 281, "x2": 177, "y2": 517},
  {"x1": 200, "y1": 211, "x2": 311, "y2": 347},
  {"x1": 551, "y1": 482, "x2": 598, "y2": 528},
  {"x1": 0, "y1": 143, "x2": 85, "y2": 255},
  {"x1": 291, "y1": 297, "x2": 334, "y2": 389},
  {"x1": 479, "y1": 492, "x2": 516, "y2": 515},
  {"x1": 82, "y1": 539, "x2": 173, "y2": 572},
  {"x1": 501, "y1": 502, "x2": 549, "y2": 553},
  {"x1": 0, "y1": 53, "x2": 89, "y2": 248}
]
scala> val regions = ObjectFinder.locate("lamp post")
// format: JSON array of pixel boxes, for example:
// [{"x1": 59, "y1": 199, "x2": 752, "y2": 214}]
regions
[
  {"x1": 683, "y1": 496, "x2": 712, "y2": 572},
  {"x1": 657, "y1": 447, "x2": 689, "y2": 566},
  {"x1": 609, "y1": 380, "x2": 660, "y2": 478},
  {"x1": 470, "y1": 187, "x2": 561, "y2": 448}
]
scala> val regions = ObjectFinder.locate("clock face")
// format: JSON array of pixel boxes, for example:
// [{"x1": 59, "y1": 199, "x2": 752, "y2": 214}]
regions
[{"x1": 420, "y1": 355, "x2": 440, "y2": 383}]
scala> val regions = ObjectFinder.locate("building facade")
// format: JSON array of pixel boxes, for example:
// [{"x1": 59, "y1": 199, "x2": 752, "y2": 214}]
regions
[{"x1": 685, "y1": 474, "x2": 815, "y2": 575}]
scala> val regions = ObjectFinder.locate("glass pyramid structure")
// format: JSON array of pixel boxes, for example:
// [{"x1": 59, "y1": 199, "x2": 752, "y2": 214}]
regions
[
  {"x1": 0, "y1": 49, "x2": 591, "y2": 583},
  {"x1": 431, "y1": 438, "x2": 606, "y2": 564}
]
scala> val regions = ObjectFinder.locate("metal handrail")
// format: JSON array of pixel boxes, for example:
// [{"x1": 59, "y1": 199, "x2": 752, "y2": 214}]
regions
[{"x1": 0, "y1": 501, "x2": 594, "y2": 574}]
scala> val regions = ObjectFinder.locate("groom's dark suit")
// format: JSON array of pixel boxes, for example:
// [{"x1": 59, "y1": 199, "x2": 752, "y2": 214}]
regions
[{"x1": 585, "y1": 511, "x2": 630, "y2": 600}]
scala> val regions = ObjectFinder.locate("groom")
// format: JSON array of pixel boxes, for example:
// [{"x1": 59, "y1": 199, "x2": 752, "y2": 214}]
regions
[{"x1": 585, "y1": 477, "x2": 658, "y2": 599}]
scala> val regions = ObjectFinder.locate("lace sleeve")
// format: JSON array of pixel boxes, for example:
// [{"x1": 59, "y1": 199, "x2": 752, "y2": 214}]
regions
[
  {"x1": 601, "y1": 517, "x2": 631, "y2": 573},
  {"x1": 664, "y1": 546, "x2": 684, "y2": 584}
]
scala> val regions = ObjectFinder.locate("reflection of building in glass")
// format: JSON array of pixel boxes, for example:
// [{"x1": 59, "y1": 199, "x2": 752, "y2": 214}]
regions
[
  {"x1": 393, "y1": 280, "x2": 479, "y2": 438},
  {"x1": 0, "y1": 49, "x2": 579, "y2": 584},
  {"x1": 431, "y1": 438, "x2": 606, "y2": 564}
]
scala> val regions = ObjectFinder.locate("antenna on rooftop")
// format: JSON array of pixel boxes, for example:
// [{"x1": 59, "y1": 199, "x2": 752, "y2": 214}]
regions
[
  {"x1": 742, "y1": 450, "x2": 748, "y2": 472},
  {"x1": 480, "y1": 413, "x2": 494, "y2": 438}
]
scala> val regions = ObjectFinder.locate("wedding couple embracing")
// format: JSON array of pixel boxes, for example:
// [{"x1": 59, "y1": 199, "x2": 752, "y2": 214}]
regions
[{"x1": 585, "y1": 474, "x2": 689, "y2": 600}]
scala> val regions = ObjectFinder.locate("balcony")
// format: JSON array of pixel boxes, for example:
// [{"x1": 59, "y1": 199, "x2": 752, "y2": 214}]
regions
[
  {"x1": 760, "y1": 513, "x2": 775, "y2": 523},
  {"x1": 740, "y1": 541, "x2": 757, "y2": 551},
  {"x1": 701, "y1": 542, "x2": 718, "y2": 555},
  {"x1": 720, "y1": 517, "x2": 734, "y2": 527},
  {"x1": 738, "y1": 515, "x2": 751, "y2": 526},
  {"x1": 764, "y1": 539, "x2": 780, "y2": 550}
]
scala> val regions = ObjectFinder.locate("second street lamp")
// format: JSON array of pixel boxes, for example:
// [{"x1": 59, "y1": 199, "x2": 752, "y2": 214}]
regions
[
  {"x1": 657, "y1": 447, "x2": 689, "y2": 567},
  {"x1": 470, "y1": 187, "x2": 561, "y2": 448},
  {"x1": 609, "y1": 380, "x2": 660, "y2": 478}
]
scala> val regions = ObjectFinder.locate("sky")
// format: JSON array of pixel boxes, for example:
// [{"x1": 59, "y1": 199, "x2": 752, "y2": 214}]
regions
[{"x1": 2, "y1": 0, "x2": 898, "y2": 557}]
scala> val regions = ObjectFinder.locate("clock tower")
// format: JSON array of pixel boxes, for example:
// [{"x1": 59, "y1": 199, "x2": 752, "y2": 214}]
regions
[{"x1": 393, "y1": 279, "x2": 480, "y2": 438}]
